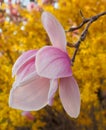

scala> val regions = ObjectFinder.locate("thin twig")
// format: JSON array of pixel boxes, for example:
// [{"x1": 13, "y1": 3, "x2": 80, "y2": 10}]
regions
[
  {"x1": 67, "y1": 11, "x2": 106, "y2": 64},
  {"x1": 67, "y1": 11, "x2": 106, "y2": 32},
  {"x1": 66, "y1": 18, "x2": 90, "y2": 32}
]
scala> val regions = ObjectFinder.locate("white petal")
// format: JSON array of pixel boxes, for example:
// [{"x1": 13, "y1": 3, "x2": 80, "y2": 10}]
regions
[
  {"x1": 9, "y1": 75, "x2": 50, "y2": 111},
  {"x1": 59, "y1": 76, "x2": 80, "y2": 118}
]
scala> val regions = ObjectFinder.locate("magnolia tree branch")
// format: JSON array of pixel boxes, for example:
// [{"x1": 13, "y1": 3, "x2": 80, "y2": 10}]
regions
[{"x1": 67, "y1": 11, "x2": 106, "y2": 64}]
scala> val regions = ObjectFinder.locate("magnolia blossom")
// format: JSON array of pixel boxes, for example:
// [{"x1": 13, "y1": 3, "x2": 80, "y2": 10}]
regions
[
  {"x1": 7, "y1": 1, "x2": 23, "y2": 23},
  {"x1": 27, "y1": 2, "x2": 42, "y2": 12},
  {"x1": 27, "y1": 2, "x2": 36, "y2": 12},
  {"x1": 9, "y1": 11, "x2": 80, "y2": 118}
]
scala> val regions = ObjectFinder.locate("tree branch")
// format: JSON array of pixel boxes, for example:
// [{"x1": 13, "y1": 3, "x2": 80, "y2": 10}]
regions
[{"x1": 67, "y1": 11, "x2": 106, "y2": 64}]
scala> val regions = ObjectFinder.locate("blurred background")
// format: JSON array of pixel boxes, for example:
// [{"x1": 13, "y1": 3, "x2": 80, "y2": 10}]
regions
[{"x1": 0, "y1": 0, "x2": 106, "y2": 129}]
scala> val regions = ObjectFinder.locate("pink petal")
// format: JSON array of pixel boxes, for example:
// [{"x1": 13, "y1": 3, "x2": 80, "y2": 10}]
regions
[
  {"x1": 12, "y1": 50, "x2": 37, "y2": 77},
  {"x1": 15, "y1": 60, "x2": 35, "y2": 82},
  {"x1": 12, "y1": 50, "x2": 37, "y2": 84},
  {"x1": 59, "y1": 76, "x2": 80, "y2": 118},
  {"x1": 36, "y1": 46, "x2": 72, "y2": 79},
  {"x1": 13, "y1": 72, "x2": 38, "y2": 89},
  {"x1": 48, "y1": 79, "x2": 58, "y2": 106},
  {"x1": 41, "y1": 12, "x2": 66, "y2": 52},
  {"x1": 27, "y1": 2, "x2": 36, "y2": 12},
  {"x1": 22, "y1": 111, "x2": 35, "y2": 120},
  {"x1": 9, "y1": 75, "x2": 50, "y2": 111}
]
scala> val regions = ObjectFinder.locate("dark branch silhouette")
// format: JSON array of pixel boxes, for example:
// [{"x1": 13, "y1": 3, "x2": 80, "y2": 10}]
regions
[{"x1": 67, "y1": 11, "x2": 106, "y2": 64}]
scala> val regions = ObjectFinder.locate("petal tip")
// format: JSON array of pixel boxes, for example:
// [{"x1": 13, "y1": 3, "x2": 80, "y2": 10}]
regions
[
  {"x1": 41, "y1": 12, "x2": 66, "y2": 51},
  {"x1": 59, "y1": 76, "x2": 80, "y2": 118},
  {"x1": 71, "y1": 108, "x2": 80, "y2": 118},
  {"x1": 65, "y1": 102, "x2": 80, "y2": 118}
]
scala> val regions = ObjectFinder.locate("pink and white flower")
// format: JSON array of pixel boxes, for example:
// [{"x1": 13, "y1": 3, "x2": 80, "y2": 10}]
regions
[
  {"x1": 9, "y1": 11, "x2": 80, "y2": 118},
  {"x1": 27, "y1": 2, "x2": 36, "y2": 12},
  {"x1": 27, "y1": 2, "x2": 43, "y2": 12}
]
